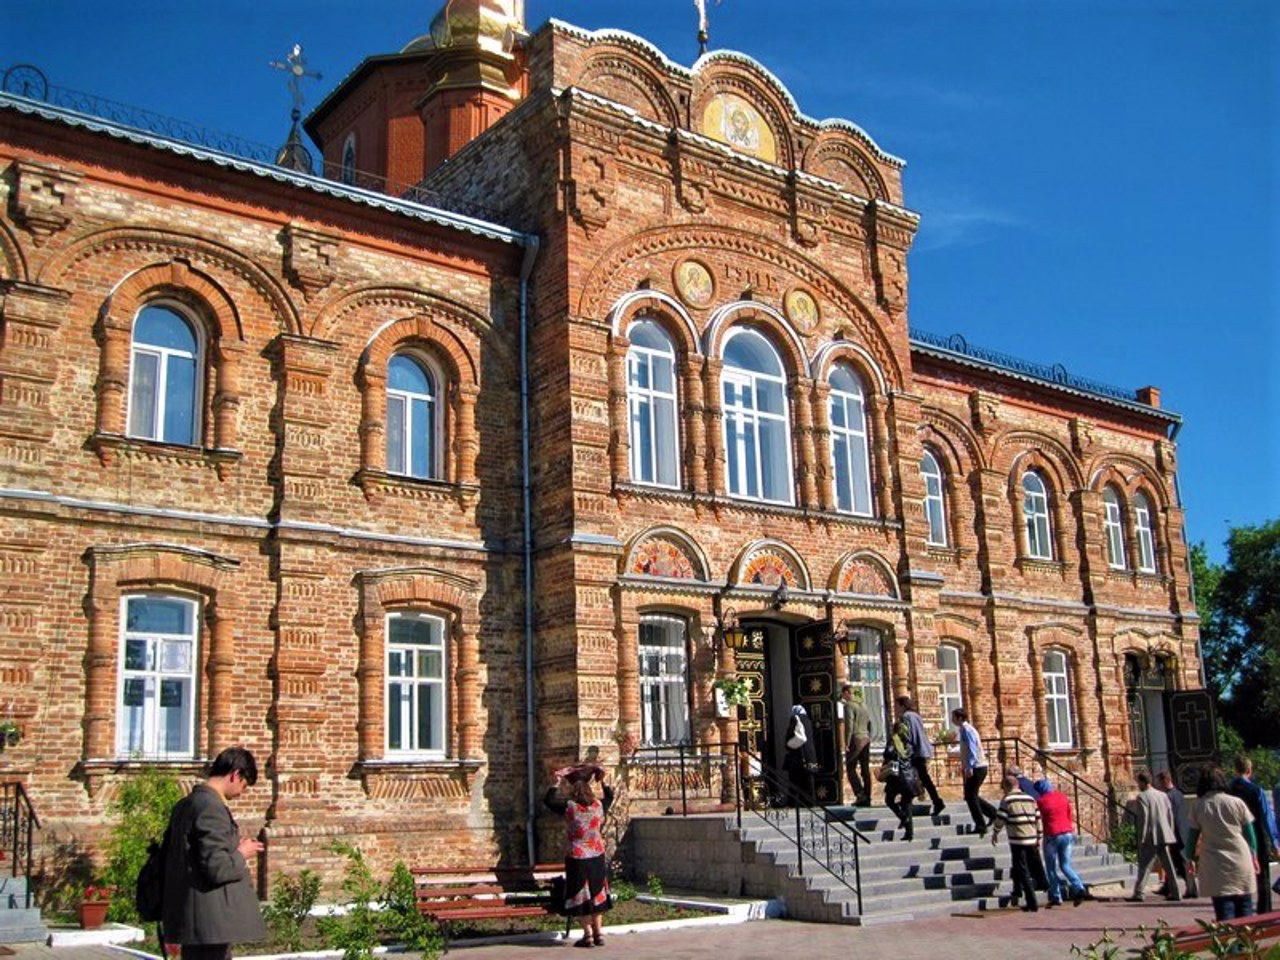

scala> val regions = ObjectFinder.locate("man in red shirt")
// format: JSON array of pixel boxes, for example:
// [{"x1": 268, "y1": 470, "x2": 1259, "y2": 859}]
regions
[{"x1": 1034, "y1": 779, "x2": 1087, "y2": 907}]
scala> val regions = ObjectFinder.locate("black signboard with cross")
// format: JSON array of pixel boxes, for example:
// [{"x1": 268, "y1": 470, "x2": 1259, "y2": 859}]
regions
[{"x1": 1164, "y1": 689, "x2": 1218, "y2": 793}]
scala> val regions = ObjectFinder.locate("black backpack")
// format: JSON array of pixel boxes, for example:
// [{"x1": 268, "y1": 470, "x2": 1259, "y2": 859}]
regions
[{"x1": 135, "y1": 835, "x2": 167, "y2": 922}]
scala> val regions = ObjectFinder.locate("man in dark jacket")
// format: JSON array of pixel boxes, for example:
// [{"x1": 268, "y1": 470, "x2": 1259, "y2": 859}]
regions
[
  {"x1": 161, "y1": 746, "x2": 268, "y2": 960},
  {"x1": 1229, "y1": 756, "x2": 1276, "y2": 913},
  {"x1": 895, "y1": 695, "x2": 944, "y2": 816}
]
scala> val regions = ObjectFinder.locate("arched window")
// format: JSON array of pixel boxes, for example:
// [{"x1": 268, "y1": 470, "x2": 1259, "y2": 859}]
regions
[
  {"x1": 829, "y1": 363, "x2": 873, "y2": 516},
  {"x1": 127, "y1": 304, "x2": 200, "y2": 445},
  {"x1": 721, "y1": 328, "x2": 792, "y2": 504},
  {"x1": 386, "y1": 354, "x2": 439, "y2": 480},
  {"x1": 118, "y1": 593, "x2": 199, "y2": 758},
  {"x1": 1042, "y1": 649, "x2": 1074, "y2": 748},
  {"x1": 1022, "y1": 470, "x2": 1053, "y2": 560},
  {"x1": 921, "y1": 449, "x2": 947, "y2": 545},
  {"x1": 938, "y1": 643, "x2": 964, "y2": 726},
  {"x1": 385, "y1": 610, "x2": 447, "y2": 757},
  {"x1": 1133, "y1": 491, "x2": 1158, "y2": 573},
  {"x1": 1103, "y1": 486, "x2": 1127, "y2": 569},
  {"x1": 341, "y1": 134, "x2": 357, "y2": 185},
  {"x1": 637, "y1": 615, "x2": 690, "y2": 746},
  {"x1": 626, "y1": 320, "x2": 680, "y2": 488}
]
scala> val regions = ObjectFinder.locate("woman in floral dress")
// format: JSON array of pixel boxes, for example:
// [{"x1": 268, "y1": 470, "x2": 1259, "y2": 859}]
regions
[{"x1": 545, "y1": 765, "x2": 614, "y2": 947}]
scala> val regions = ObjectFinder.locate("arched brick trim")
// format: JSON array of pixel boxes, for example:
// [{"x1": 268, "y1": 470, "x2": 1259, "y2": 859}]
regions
[
  {"x1": 0, "y1": 220, "x2": 28, "y2": 282},
  {"x1": 608, "y1": 291, "x2": 701, "y2": 357},
  {"x1": 802, "y1": 132, "x2": 889, "y2": 202},
  {"x1": 83, "y1": 543, "x2": 241, "y2": 761},
  {"x1": 573, "y1": 47, "x2": 682, "y2": 127},
  {"x1": 810, "y1": 341, "x2": 887, "y2": 394},
  {"x1": 93, "y1": 260, "x2": 246, "y2": 462},
  {"x1": 829, "y1": 550, "x2": 900, "y2": 599},
  {"x1": 731, "y1": 539, "x2": 812, "y2": 591},
  {"x1": 691, "y1": 56, "x2": 799, "y2": 169},
  {"x1": 1007, "y1": 448, "x2": 1077, "y2": 564},
  {"x1": 352, "y1": 566, "x2": 480, "y2": 763},
  {"x1": 622, "y1": 525, "x2": 710, "y2": 581},
  {"x1": 357, "y1": 313, "x2": 482, "y2": 492},
  {"x1": 1026, "y1": 624, "x2": 1089, "y2": 753},
  {"x1": 704, "y1": 302, "x2": 808, "y2": 376},
  {"x1": 1087, "y1": 455, "x2": 1171, "y2": 511}
]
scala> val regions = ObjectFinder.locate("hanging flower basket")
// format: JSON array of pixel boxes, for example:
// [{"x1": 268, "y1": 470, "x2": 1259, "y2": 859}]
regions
[{"x1": 713, "y1": 676, "x2": 751, "y2": 708}]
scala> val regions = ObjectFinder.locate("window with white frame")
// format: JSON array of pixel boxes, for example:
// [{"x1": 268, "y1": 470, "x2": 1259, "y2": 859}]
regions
[
  {"x1": 938, "y1": 644, "x2": 963, "y2": 728},
  {"x1": 829, "y1": 363, "x2": 873, "y2": 516},
  {"x1": 921, "y1": 449, "x2": 947, "y2": 545},
  {"x1": 626, "y1": 320, "x2": 680, "y2": 488},
  {"x1": 341, "y1": 134, "x2": 357, "y2": 185},
  {"x1": 1022, "y1": 470, "x2": 1053, "y2": 560},
  {"x1": 385, "y1": 611, "x2": 447, "y2": 756},
  {"x1": 1103, "y1": 486, "x2": 1127, "y2": 569},
  {"x1": 127, "y1": 304, "x2": 201, "y2": 446},
  {"x1": 1043, "y1": 649, "x2": 1074, "y2": 748},
  {"x1": 118, "y1": 594, "x2": 199, "y2": 758},
  {"x1": 721, "y1": 328, "x2": 792, "y2": 504},
  {"x1": 844, "y1": 629, "x2": 888, "y2": 746},
  {"x1": 637, "y1": 615, "x2": 690, "y2": 746},
  {"x1": 386, "y1": 353, "x2": 439, "y2": 480},
  {"x1": 1133, "y1": 492, "x2": 1157, "y2": 573}
]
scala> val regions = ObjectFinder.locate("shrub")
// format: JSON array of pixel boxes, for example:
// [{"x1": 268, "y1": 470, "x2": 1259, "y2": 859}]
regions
[
  {"x1": 381, "y1": 862, "x2": 444, "y2": 959},
  {"x1": 262, "y1": 869, "x2": 321, "y2": 953},
  {"x1": 102, "y1": 768, "x2": 183, "y2": 923},
  {"x1": 1108, "y1": 818, "x2": 1137, "y2": 863},
  {"x1": 645, "y1": 872, "x2": 664, "y2": 898},
  {"x1": 317, "y1": 842, "x2": 382, "y2": 960},
  {"x1": 611, "y1": 876, "x2": 637, "y2": 903}
]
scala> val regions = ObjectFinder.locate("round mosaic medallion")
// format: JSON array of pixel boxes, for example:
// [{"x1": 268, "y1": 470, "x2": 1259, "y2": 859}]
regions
[
  {"x1": 673, "y1": 259, "x2": 715, "y2": 308},
  {"x1": 784, "y1": 288, "x2": 820, "y2": 333}
]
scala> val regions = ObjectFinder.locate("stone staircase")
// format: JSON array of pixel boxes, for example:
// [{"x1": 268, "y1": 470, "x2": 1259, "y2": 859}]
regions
[
  {"x1": 0, "y1": 874, "x2": 48, "y2": 944},
  {"x1": 629, "y1": 801, "x2": 1134, "y2": 925}
]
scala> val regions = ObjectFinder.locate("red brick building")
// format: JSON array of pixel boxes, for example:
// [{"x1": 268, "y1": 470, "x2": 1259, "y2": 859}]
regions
[{"x1": 0, "y1": 1, "x2": 1203, "y2": 881}]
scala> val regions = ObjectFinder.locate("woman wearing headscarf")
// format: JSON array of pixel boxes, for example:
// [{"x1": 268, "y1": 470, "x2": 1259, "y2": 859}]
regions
[
  {"x1": 783, "y1": 704, "x2": 818, "y2": 806},
  {"x1": 1185, "y1": 765, "x2": 1260, "y2": 921},
  {"x1": 545, "y1": 764, "x2": 613, "y2": 947}
]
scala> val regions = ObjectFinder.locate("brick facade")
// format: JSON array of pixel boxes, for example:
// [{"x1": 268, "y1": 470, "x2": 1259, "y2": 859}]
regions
[{"x1": 0, "y1": 9, "x2": 1198, "y2": 888}]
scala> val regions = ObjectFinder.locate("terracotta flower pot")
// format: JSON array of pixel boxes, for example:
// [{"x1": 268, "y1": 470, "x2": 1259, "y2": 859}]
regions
[{"x1": 78, "y1": 899, "x2": 110, "y2": 929}]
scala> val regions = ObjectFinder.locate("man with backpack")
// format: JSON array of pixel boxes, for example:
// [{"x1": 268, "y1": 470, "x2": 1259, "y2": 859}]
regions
[{"x1": 158, "y1": 746, "x2": 267, "y2": 960}]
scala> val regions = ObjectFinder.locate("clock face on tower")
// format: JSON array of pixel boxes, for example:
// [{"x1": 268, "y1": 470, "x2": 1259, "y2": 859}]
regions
[{"x1": 3, "y1": 65, "x2": 48, "y2": 101}]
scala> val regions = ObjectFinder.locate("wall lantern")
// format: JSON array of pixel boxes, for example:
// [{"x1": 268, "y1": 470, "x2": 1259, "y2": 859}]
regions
[
  {"x1": 835, "y1": 622, "x2": 879, "y2": 658},
  {"x1": 714, "y1": 607, "x2": 747, "y2": 656}
]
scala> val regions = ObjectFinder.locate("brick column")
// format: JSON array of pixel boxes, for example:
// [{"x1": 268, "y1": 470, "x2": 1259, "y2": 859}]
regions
[
  {"x1": 454, "y1": 383, "x2": 480, "y2": 486},
  {"x1": 868, "y1": 394, "x2": 894, "y2": 517},
  {"x1": 84, "y1": 594, "x2": 114, "y2": 759},
  {"x1": 213, "y1": 339, "x2": 243, "y2": 451},
  {"x1": 607, "y1": 336, "x2": 630, "y2": 482},
  {"x1": 616, "y1": 601, "x2": 641, "y2": 739},
  {"x1": 358, "y1": 362, "x2": 387, "y2": 474},
  {"x1": 355, "y1": 606, "x2": 383, "y2": 761},
  {"x1": 94, "y1": 312, "x2": 131, "y2": 436},
  {"x1": 684, "y1": 357, "x2": 707, "y2": 491},
  {"x1": 810, "y1": 379, "x2": 834, "y2": 511},
  {"x1": 702, "y1": 357, "x2": 725, "y2": 495},
  {"x1": 455, "y1": 616, "x2": 479, "y2": 758},
  {"x1": 791, "y1": 376, "x2": 816, "y2": 508},
  {"x1": 205, "y1": 599, "x2": 237, "y2": 753}
]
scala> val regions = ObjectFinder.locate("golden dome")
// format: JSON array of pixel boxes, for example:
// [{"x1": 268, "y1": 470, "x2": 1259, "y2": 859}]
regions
[{"x1": 402, "y1": 0, "x2": 524, "y2": 56}]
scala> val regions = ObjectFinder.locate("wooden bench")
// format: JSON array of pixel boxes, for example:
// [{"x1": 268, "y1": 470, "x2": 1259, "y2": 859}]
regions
[
  {"x1": 1153, "y1": 909, "x2": 1280, "y2": 956},
  {"x1": 411, "y1": 863, "x2": 566, "y2": 948}
]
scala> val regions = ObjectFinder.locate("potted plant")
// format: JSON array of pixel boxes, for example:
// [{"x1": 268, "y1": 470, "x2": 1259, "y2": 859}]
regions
[
  {"x1": 0, "y1": 718, "x2": 20, "y2": 748},
  {"x1": 77, "y1": 884, "x2": 114, "y2": 929},
  {"x1": 713, "y1": 676, "x2": 751, "y2": 708}
]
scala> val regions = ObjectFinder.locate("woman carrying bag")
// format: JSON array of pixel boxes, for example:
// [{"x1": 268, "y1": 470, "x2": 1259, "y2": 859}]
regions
[
  {"x1": 783, "y1": 704, "x2": 818, "y2": 806},
  {"x1": 879, "y1": 716, "x2": 920, "y2": 841}
]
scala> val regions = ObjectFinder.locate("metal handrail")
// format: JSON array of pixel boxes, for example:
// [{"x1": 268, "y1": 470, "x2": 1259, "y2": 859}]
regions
[
  {"x1": 624, "y1": 742, "x2": 871, "y2": 915},
  {"x1": 1, "y1": 782, "x2": 40, "y2": 908}
]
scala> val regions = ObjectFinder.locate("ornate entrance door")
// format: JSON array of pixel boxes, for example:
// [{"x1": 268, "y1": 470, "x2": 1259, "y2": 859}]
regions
[
  {"x1": 792, "y1": 620, "x2": 838, "y2": 803},
  {"x1": 1165, "y1": 689, "x2": 1218, "y2": 792},
  {"x1": 734, "y1": 626, "x2": 770, "y2": 804}
]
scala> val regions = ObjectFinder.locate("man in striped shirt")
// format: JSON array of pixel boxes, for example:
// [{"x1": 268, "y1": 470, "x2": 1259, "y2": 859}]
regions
[{"x1": 992, "y1": 772, "x2": 1046, "y2": 912}]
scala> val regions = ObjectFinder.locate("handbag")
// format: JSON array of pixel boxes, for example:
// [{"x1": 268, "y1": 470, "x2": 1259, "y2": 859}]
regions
[{"x1": 786, "y1": 717, "x2": 807, "y2": 750}]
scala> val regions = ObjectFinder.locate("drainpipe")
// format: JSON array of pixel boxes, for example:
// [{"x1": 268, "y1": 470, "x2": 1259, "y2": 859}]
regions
[
  {"x1": 517, "y1": 235, "x2": 541, "y2": 866},
  {"x1": 1167, "y1": 418, "x2": 1204, "y2": 688}
]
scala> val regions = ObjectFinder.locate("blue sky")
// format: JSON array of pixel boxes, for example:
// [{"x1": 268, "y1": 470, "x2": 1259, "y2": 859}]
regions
[{"x1": 4, "y1": 0, "x2": 1275, "y2": 563}]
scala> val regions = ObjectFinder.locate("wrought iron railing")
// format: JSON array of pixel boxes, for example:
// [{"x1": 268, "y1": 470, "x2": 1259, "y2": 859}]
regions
[
  {"x1": 624, "y1": 742, "x2": 871, "y2": 915},
  {"x1": 1, "y1": 782, "x2": 40, "y2": 909},
  {"x1": 910, "y1": 328, "x2": 1140, "y2": 404}
]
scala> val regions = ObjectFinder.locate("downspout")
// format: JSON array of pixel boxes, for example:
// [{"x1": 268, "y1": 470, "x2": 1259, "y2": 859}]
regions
[
  {"x1": 518, "y1": 235, "x2": 541, "y2": 866},
  {"x1": 1167, "y1": 418, "x2": 1204, "y2": 688}
]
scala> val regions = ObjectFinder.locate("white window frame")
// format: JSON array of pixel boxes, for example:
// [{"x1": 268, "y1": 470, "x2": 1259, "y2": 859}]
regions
[
  {"x1": 384, "y1": 610, "x2": 448, "y2": 759},
  {"x1": 1134, "y1": 493, "x2": 1157, "y2": 573},
  {"x1": 116, "y1": 593, "x2": 200, "y2": 759},
  {"x1": 1043, "y1": 649, "x2": 1074, "y2": 749},
  {"x1": 126, "y1": 302, "x2": 202, "y2": 446},
  {"x1": 1103, "y1": 487, "x2": 1127, "y2": 569},
  {"x1": 921, "y1": 449, "x2": 947, "y2": 545},
  {"x1": 938, "y1": 643, "x2": 963, "y2": 728},
  {"x1": 386, "y1": 353, "x2": 441, "y2": 480},
  {"x1": 829, "y1": 364, "x2": 874, "y2": 516},
  {"x1": 626, "y1": 321, "x2": 681, "y2": 489},
  {"x1": 1022, "y1": 470, "x2": 1054, "y2": 560},
  {"x1": 844, "y1": 629, "x2": 889, "y2": 747},
  {"x1": 637, "y1": 615, "x2": 691, "y2": 747},
  {"x1": 721, "y1": 329, "x2": 793, "y2": 505}
]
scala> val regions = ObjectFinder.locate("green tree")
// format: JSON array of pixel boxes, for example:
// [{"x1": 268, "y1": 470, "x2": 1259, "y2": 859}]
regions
[
  {"x1": 1193, "y1": 521, "x2": 1280, "y2": 747},
  {"x1": 102, "y1": 768, "x2": 183, "y2": 923}
]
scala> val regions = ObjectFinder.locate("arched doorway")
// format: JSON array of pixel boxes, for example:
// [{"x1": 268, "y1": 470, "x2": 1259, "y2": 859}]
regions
[{"x1": 1125, "y1": 651, "x2": 1175, "y2": 776}]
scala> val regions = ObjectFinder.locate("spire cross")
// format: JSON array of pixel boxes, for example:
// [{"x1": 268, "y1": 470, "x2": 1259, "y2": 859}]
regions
[
  {"x1": 269, "y1": 43, "x2": 323, "y2": 115},
  {"x1": 693, "y1": 0, "x2": 721, "y2": 56}
]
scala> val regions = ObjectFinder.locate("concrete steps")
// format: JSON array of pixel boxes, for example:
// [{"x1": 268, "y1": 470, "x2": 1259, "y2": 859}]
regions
[
  {"x1": 628, "y1": 800, "x2": 1135, "y2": 926},
  {"x1": 0, "y1": 875, "x2": 49, "y2": 944}
]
